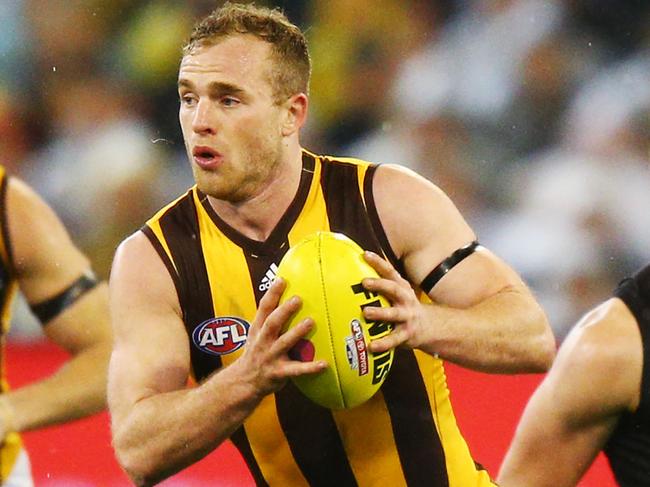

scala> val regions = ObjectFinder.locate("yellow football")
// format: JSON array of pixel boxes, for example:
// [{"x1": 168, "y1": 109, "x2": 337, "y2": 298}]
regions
[{"x1": 276, "y1": 231, "x2": 394, "y2": 409}]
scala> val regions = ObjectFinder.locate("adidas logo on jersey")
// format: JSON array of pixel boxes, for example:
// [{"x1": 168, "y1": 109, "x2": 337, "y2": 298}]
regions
[{"x1": 258, "y1": 263, "x2": 279, "y2": 291}]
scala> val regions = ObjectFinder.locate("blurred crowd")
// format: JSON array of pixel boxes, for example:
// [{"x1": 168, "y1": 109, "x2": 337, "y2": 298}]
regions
[{"x1": 2, "y1": 0, "x2": 650, "y2": 341}]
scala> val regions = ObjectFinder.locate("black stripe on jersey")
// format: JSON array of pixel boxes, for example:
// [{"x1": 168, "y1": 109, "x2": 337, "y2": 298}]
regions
[
  {"x1": 245, "y1": 252, "x2": 276, "y2": 305},
  {"x1": 265, "y1": 151, "x2": 316, "y2": 250},
  {"x1": 157, "y1": 193, "x2": 222, "y2": 381},
  {"x1": 275, "y1": 382, "x2": 358, "y2": 487},
  {"x1": 383, "y1": 349, "x2": 449, "y2": 487},
  {"x1": 362, "y1": 165, "x2": 407, "y2": 276},
  {"x1": 320, "y1": 158, "x2": 381, "y2": 255},
  {"x1": 141, "y1": 225, "x2": 183, "y2": 299},
  {"x1": 231, "y1": 427, "x2": 269, "y2": 487}
]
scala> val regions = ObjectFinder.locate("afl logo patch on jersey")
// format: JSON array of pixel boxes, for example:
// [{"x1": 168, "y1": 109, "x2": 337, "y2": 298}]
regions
[{"x1": 192, "y1": 317, "x2": 250, "y2": 356}]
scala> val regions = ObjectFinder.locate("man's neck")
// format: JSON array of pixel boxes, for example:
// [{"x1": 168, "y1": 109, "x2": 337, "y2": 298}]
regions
[{"x1": 207, "y1": 147, "x2": 304, "y2": 242}]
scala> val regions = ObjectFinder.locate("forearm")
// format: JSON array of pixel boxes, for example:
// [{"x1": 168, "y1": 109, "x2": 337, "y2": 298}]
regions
[
  {"x1": 112, "y1": 360, "x2": 262, "y2": 486},
  {"x1": 421, "y1": 287, "x2": 555, "y2": 373},
  {"x1": 3, "y1": 342, "x2": 110, "y2": 433}
]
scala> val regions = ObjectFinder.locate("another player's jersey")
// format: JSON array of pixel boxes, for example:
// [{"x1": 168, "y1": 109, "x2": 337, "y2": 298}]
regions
[
  {"x1": 607, "y1": 264, "x2": 650, "y2": 486},
  {"x1": 0, "y1": 166, "x2": 26, "y2": 481},
  {"x1": 144, "y1": 150, "x2": 496, "y2": 486}
]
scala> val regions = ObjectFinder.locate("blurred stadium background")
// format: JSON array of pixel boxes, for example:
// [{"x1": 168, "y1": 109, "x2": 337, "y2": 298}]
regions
[{"x1": 3, "y1": 0, "x2": 649, "y2": 485}]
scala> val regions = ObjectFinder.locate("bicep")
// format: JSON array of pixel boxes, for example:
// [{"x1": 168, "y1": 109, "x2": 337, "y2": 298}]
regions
[
  {"x1": 426, "y1": 247, "x2": 527, "y2": 308},
  {"x1": 7, "y1": 177, "x2": 90, "y2": 303},
  {"x1": 6, "y1": 177, "x2": 112, "y2": 350},
  {"x1": 108, "y1": 233, "x2": 190, "y2": 423}
]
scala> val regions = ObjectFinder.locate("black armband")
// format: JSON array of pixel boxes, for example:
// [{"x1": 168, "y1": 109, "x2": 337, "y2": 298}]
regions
[
  {"x1": 30, "y1": 271, "x2": 99, "y2": 325},
  {"x1": 420, "y1": 241, "x2": 479, "y2": 293}
]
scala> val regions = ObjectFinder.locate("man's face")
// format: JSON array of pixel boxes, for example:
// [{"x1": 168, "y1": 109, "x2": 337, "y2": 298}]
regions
[{"x1": 178, "y1": 35, "x2": 286, "y2": 202}]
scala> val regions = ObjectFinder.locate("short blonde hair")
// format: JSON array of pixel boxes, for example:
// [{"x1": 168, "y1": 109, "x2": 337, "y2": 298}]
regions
[{"x1": 183, "y1": 2, "x2": 310, "y2": 102}]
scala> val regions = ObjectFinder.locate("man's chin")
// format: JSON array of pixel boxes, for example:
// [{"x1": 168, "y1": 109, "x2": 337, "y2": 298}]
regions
[
  {"x1": 193, "y1": 169, "x2": 249, "y2": 203},
  {"x1": 193, "y1": 169, "x2": 220, "y2": 193},
  {"x1": 195, "y1": 180, "x2": 238, "y2": 202},
  {"x1": 196, "y1": 182, "x2": 222, "y2": 198}
]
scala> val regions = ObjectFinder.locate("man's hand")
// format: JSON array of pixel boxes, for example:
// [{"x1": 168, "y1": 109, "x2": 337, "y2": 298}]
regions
[
  {"x1": 236, "y1": 277, "x2": 328, "y2": 398},
  {"x1": 362, "y1": 251, "x2": 428, "y2": 354}
]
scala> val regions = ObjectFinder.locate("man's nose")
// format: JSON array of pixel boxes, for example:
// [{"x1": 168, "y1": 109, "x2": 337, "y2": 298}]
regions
[{"x1": 192, "y1": 100, "x2": 216, "y2": 135}]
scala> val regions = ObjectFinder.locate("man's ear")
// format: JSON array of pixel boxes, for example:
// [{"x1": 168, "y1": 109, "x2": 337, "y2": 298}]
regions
[{"x1": 281, "y1": 93, "x2": 308, "y2": 136}]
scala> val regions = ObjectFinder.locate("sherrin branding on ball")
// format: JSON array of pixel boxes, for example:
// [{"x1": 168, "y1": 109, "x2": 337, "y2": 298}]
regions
[{"x1": 276, "y1": 231, "x2": 394, "y2": 409}]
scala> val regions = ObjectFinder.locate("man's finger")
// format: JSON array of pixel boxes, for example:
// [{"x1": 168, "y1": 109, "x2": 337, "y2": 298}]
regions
[
  {"x1": 369, "y1": 330, "x2": 407, "y2": 354},
  {"x1": 363, "y1": 304, "x2": 404, "y2": 323},
  {"x1": 256, "y1": 277, "x2": 286, "y2": 325},
  {"x1": 276, "y1": 317, "x2": 314, "y2": 353},
  {"x1": 364, "y1": 251, "x2": 400, "y2": 280},
  {"x1": 260, "y1": 294, "x2": 302, "y2": 339}
]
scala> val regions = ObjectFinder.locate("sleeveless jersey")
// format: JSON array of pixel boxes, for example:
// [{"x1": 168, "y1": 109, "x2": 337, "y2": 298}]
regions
[
  {"x1": 0, "y1": 167, "x2": 26, "y2": 482},
  {"x1": 143, "y1": 151, "x2": 496, "y2": 487},
  {"x1": 607, "y1": 264, "x2": 650, "y2": 486}
]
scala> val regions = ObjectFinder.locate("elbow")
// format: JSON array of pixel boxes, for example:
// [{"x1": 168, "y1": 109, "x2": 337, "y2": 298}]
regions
[
  {"x1": 543, "y1": 330, "x2": 557, "y2": 370},
  {"x1": 113, "y1": 432, "x2": 166, "y2": 487},
  {"x1": 127, "y1": 472, "x2": 155, "y2": 487},
  {"x1": 529, "y1": 310, "x2": 557, "y2": 373},
  {"x1": 534, "y1": 334, "x2": 556, "y2": 373},
  {"x1": 116, "y1": 451, "x2": 161, "y2": 487}
]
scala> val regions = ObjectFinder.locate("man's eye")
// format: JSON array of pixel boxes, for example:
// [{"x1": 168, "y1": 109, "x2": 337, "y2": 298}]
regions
[
  {"x1": 180, "y1": 95, "x2": 197, "y2": 106},
  {"x1": 222, "y1": 97, "x2": 240, "y2": 107}
]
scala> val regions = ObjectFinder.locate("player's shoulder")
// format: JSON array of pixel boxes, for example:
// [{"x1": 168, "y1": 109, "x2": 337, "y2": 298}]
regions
[
  {"x1": 371, "y1": 163, "x2": 450, "y2": 209},
  {"x1": 312, "y1": 152, "x2": 448, "y2": 210},
  {"x1": 6, "y1": 175, "x2": 70, "y2": 231},
  {"x1": 371, "y1": 162, "x2": 471, "y2": 247},
  {"x1": 114, "y1": 230, "x2": 155, "y2": 267},
  {"x1": 5, "y1": 175, "x2": 69, "y2": 240},
  {"x1": 6, "y1": 174, "x2": 42, "y2": 208},
  {"x1": 568, "y1": 298, "x2": 640, "y2": 365},
  {"x1": 114, "y1": 186, "x2": 198, "y2": 289},
  {"x1": 112, "y1": 228, "x2": 178, "y2": 298},
  {"x1": 314, "y1": 152, "x2": 444, "y2": 197},
  {"x1": 317, "y1": 152, "x2": 374, "y2": 168},
  {"x1": 557, "y1": 298, "x2": 642, "y2": 409},
  {"x1": 538, "y1": 298, "x2": 641, "y2": 416}
]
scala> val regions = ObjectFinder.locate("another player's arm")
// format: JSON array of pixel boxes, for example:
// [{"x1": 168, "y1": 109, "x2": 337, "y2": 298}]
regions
[
  {"x1": 364, "y1": 164, "x2": 554, "y2": 372},
  {"x1": 1, "y1": 177, "x2": 112, "y2": 435},
  {"x1": 498, "y1": 298, "x2": 641, "y2": 487},
  {"x1": 108, "y1": 231, "x2": 325, "y2": 486}
]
